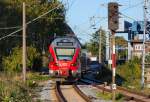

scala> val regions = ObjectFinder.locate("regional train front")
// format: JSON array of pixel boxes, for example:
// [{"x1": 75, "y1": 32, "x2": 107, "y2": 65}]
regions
[{"x1": 48, "y1": 36, "x2": 81, "y2": 80}]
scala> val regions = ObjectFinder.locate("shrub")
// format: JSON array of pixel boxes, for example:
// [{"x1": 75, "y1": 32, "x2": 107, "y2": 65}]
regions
[
  {"x1": 117, "y1": 56, "x2": 141, "y2": 87},
  {"x1": 2, "y1": 46, "x2": 40, "y2": 72}
]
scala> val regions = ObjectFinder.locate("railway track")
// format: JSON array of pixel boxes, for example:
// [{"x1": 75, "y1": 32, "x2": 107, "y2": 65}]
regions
[
  {"x1": 55, "y1": 81, "x2": 67, "y2": 102},
  {"x1": 55, "y1": 81, "x2": 91, "y2": 102},
  {"x1": 80, "y1": 78, "x2": 150, "y2": 102}
]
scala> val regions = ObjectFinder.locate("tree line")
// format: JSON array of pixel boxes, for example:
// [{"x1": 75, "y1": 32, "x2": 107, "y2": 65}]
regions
[
  {"x1": 0, "y1": 0, "x2": 71, "y2": 71},
  {"x1": 86, "y1": 29, "x2": 128, "y2": 62}
]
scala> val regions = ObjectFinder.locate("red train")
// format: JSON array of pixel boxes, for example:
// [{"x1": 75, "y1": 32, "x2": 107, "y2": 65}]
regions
[{"x1": 48, "y1": 36, "x2": 81, "y2": 80}]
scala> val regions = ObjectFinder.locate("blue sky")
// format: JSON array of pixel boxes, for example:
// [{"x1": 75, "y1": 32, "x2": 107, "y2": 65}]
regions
[{"x1": 61, "y1": 0, "x2": 144, "y2": 44}]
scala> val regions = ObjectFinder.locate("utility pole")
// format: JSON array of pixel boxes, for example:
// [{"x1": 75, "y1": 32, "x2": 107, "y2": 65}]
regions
[
  {"x1": 99, "y1": 29, "x2": 102, "y2": 63},
  {"x1": 141, "y1": 0, "x2": 147, "y2": 89},
  {"x1": 22, "y1": 2, "x2": 26, "y2": 83}
]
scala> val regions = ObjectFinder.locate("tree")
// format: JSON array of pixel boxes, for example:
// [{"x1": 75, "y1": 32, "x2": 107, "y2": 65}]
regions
[
  {"x1": 0, "y1": 0, "x2": 69, "y2": 69},
  {"x1": 115, "y1": 36, "x2": 127, "y2": 60},
  {"x1": 115, "y1": 36, "x2": 127, "y2": 47},
  {"x1": 0, "y1": 0, "x2": 66, "y2": 50},
  {"x1": 86, "y1": 28, "x2": 106, "y2": 61}
]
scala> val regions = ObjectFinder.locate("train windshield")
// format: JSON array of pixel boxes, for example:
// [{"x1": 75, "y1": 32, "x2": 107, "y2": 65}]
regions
[{"x1": 55, "y1": 48, "x2": 75, "y2": 60}]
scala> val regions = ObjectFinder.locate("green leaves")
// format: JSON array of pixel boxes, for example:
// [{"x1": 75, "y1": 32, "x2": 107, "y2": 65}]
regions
[
  {"x1": 86, "y1": 28, "x2": 106, "y2": 61},
  {"x1": 117, "y1": 56, "x2": 141, "y2": 87},
  {"x1": 145, "y1": 53, "x2": 150, "y2": 63},
  {"x1": 0, "y1": 0, "x2": 67, "y2": 70},
  {"x1": 115, "y1": 36, "x2": 127, "y2": 47},
  {"x1": 2, "y1": 46, "x2": 40, "y2": 72},
  {"x1": 115, "y1": 36, "x2": 127, "y2": 60}
]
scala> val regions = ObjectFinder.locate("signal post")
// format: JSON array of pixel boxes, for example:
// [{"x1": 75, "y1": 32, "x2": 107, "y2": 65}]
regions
[
  {"x1": 108, "y1": 2, "x2": 119, "y2": 101},
  {"x1": 111, "y1": 30, "x2": 116, "y2": 101}
]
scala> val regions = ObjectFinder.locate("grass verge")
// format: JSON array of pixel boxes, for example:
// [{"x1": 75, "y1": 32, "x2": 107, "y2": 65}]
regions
[
  {"x1": 96, "y1": 91, "x2": 124, "y2": 102},
  {"x1": 0, "y1": 72, "x2": 50, "y2": 102}
]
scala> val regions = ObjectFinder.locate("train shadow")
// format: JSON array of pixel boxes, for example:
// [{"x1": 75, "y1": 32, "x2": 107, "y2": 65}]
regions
[{"x1": 58, "y1": 78, "x2": 104, "y2": 85}]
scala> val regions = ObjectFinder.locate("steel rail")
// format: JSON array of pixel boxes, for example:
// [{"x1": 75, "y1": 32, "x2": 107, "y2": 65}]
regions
[
  {"x1": 79, "y1": 78, "x2": 150, "y2": 102},
  {"x1": 55, "y1": 82, "x2": 67, "y2": 102},
  {"x1": 73, "y1": 84, "x2": 92, "y2": 102}
]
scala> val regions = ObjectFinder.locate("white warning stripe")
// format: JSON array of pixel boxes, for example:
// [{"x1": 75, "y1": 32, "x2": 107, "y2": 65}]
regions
[
  {"x1": 113, "y1": 68, "x2": 116, "y2": 77},
  {"x1": 113, "y1": 45, "x2": 115, "y2": 54}
]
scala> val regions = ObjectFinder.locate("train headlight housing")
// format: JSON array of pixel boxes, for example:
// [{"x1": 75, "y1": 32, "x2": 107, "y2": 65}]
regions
[
  {"x1": 71, "y1": 62, "x2": 77, "y2": 66},
  {"x1": 72, "y1": 70, "x2": 77, "y2": 76},
  {"x1": 49, "y1": 70, "x2": 53, "y2": 74},
  {"x1": 54, "y1": 62, "x2": 59, "y2": 66}
]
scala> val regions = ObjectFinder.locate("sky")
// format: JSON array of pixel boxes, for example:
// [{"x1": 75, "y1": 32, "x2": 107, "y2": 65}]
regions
[{"x1": 61, "y1": 0, "x2": 144, "y2": 44}]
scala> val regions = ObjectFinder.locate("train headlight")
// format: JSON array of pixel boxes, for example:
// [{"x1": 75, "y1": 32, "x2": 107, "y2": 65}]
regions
[
  {"x1": 49, "y1": 70, "x2": 53, "y2": 74},
  {"x1": 72, "y1": 70, "x2": 76, "y2": 73},
  {"x1": 72, "y1": 70, "x2": 78, "y2": 77}
]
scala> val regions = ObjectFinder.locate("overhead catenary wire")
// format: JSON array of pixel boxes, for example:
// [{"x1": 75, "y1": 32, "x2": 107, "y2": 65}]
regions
[
  {"x1": 0, "y1": 26, "x2": 21, "y2": 30},
  {"x1": 77, "y1": 1, "x2": 142, "y2": 43},
  {"x1": 121, "y1": 1, "x2": 144, "y2": 12},
  {"x1": 0, "y1": 17, "x2": 64, "y2": 30},
  {"x1": 0, "y1": 3, "x2": 63, "y2": 41},
  {"x1": 119, "y1": 12, "x2": 138, "y2": 21}
]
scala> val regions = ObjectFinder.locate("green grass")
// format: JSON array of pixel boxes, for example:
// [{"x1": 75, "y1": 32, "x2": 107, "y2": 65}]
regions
[
  {"x1": 96, "y1": 92, "x2": 124, "y2": 102},
  {"x1": 0, "y1": 80, "x2": 32, "y2": 102},
  {"x1": 0, "y1": 72, "x2": 50, "y2": 102},
  {"x1": 26, "y1": 72, "x2": 50, "y2": 88},
  {"x1": 96, "y1": 91, "x2": 112, "y2": 100},
  {"x1": 27, "y1": 72, "x2": 50, "y2": 82}
]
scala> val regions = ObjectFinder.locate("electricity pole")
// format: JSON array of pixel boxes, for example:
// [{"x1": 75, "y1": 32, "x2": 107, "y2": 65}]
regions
[
  {"x1": 99, "y1": 29, "x2": 102, "y2": 63},
  {"x1": 22, "y1": 2, "x2": 26, "y2": 83},
  {"x1": 141, "y1": 0, "x2": 148, "y2": 89}
]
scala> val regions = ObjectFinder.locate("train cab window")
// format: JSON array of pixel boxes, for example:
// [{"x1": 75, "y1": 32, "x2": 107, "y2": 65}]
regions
[{"x1": 55, "y1": 48, "x2": 75, "y2": 60}]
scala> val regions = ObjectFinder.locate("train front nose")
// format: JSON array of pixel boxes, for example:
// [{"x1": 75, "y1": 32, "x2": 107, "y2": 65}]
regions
[
  {"x1": 49, "y1": 62, "x2": 70, "y2": 77},
  {"x1": 49, "y1": 69, "x2": 69, "y2": 77}
]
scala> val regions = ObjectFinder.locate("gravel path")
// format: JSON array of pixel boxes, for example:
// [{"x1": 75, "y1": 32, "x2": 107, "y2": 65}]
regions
[{"x1": 37, "y1": 80, "x2": 58, "y2": 102}]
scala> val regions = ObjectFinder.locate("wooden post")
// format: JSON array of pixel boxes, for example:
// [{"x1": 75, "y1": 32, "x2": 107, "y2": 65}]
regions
[{"x1": 22, "y1": 2, "x2": 26, "y2": 83}]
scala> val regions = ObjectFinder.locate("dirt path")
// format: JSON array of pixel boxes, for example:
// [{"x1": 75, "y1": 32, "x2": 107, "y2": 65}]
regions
[{"x1": 36, "y1": 80, "x2": 58, "y2": 102}]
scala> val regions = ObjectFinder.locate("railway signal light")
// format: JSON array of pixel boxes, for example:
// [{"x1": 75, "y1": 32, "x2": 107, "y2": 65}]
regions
[{"x1": 108, "y1": 2, "x2": 119, "y2": 31}]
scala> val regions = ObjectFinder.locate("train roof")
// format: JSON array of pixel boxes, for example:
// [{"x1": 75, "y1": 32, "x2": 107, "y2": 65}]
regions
[{"x1": 51, "y1": 36, "x2": 81, "y2": 47}]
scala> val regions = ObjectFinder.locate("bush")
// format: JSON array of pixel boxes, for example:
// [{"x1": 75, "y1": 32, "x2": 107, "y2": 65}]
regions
[
  {"x1": 2, "y1": 46, "x2": 40, "y2": 72},
  {"x1": 117, "y1": 56, "x2": 141, "y2": 87},
  {"x1": 145, "y1": 53, "x2": 150, "y2": 63}
]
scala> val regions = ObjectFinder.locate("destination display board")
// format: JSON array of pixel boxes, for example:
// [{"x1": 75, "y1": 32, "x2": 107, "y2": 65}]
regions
[{"x1": 57, "y1": 42, "x2": 73, "y2": 46}]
